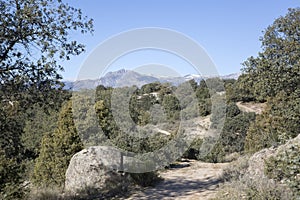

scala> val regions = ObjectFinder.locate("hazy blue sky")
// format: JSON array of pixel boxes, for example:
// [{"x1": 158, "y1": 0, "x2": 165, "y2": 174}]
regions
[{"x1": 62, "y1": 0, "x2": 299, "y2": 80}]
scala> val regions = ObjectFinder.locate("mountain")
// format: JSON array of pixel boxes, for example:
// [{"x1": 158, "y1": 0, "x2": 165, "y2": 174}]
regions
[
  {"x1": 98, "y1": 69, "x2": 159, "y2": 88},
  {"x1": 64, "y1": 69, "x2": 240, "y2": 90},
  {"x1": 220, "y1": 72, "x2": 241, "y2": 80}
]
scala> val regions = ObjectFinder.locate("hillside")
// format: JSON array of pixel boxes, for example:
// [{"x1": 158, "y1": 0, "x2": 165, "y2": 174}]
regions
[{"x1": 1, "y1": 5, "x2": 299, "y2": 200}]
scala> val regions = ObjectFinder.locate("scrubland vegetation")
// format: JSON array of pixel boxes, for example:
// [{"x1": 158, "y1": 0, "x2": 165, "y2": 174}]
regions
[{"x1": 0, "y1": 0, "x2": 299, "y2": 199}]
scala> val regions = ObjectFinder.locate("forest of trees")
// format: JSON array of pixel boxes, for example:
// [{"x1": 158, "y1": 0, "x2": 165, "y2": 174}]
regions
[{"x1": 0, "y1": 0, "x2": 299, "y2": 199}]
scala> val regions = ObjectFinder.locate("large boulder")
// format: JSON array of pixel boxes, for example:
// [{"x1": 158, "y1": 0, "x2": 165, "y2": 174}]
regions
[{"x1": 65, "y1": 146, "x2": 129, "y2": 195}]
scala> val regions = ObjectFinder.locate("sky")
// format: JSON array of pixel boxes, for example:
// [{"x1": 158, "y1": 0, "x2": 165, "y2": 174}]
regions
[{"x1": 61, "y1": 0, "x2": 299, "y2": 80}]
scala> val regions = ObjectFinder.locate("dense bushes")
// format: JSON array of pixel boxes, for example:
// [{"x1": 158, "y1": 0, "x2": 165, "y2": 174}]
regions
[
  {"x1": 245, "y1": 91, "x2": 300, "y2": 153},
  {"x1": 214, "y1": 156, "x2": 295, "y2": 200},
  {"x1": 240, "y1": 8, "x2": 300, "y2": 102},
  {"x1": 0, "y1": 149, "x2": 26, "y2": 200},
  {"x1": 265, "y1": 142, "x2": 300, "y2": 196},
  {"x1": 22, "y1": 105, "x2": 59, "y2": 158},
  {"x1": 182, "y1": 138, "x2": 203, "y2": 160},
  {"x1": 204, "y1": 103, "x2": 256, "y2": 162},
  {"x1": 32, "y1": 101, "x2": 83, "y2": 188}
]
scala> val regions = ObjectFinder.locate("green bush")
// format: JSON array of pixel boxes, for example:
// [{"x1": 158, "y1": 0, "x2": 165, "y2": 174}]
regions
[
  {"x1": 265, "y1": 142, "x2": 300, "y2": 196},
  {"x1": 245, "y1": 92, "x2": 300, "y2": 153},
  {"x1": 22, "y1": 104, "x2": 59, "y2": 157},
  {"x1": 0, "y1": 149, "x2": 27, "y2": 200},
  {"x1": 204, "y1": 111, "x2": 256, "y2": 163},
  {"x1": 182, "y1": 138, "x2": 203, "y2": 160}
]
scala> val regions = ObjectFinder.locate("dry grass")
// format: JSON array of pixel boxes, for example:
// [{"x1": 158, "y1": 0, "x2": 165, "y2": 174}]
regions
[{"x1": 214, "y1": 155, "x2": 296, "y2": 200}]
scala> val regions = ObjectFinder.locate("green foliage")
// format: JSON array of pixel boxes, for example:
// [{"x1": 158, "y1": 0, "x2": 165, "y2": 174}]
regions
[
  {"x1": 225, "y1": 74, "x2": 257, "y2": 103},
  {"x1": 182, "y1": 138, "x2": 203, "y2": 160},
  {"x1": 0, "y1": 101, "x2": 28, "y2": 199},
  {"x1": 221, "y1": 112, "x2": 256, "y2": 153},
  {"x1": 210, "y1": 95, "x2": 226, "y2": 129},
  {"x1": 162, "y1": 94, "x2": 181, "y2": 121},
  {"x1": 22, "y1": 105, "x2": 59, "y2": 157},
  {"x1": 215, "y1": 157, "x2": 295, "y2": 200},
  {"x1": 205, "y1": 105, "x2": 256, "y2": 163},
  {"x1": 95, "y1": 99, "x2": 119, "y2": 139},
  {"x1": 0, "y1": 0, "x2": 92, "y2": 197},
  {"x1": 140, "y1": 82, "x2": 164, "y2": 94},
  {"x1": 32, "y1": 101, "x2": 83, "y2": 188},
  {"x1": 0, "y1": 102, "x2": 24, "y2": 158},
  {"x1": 205, "y1": 77, "x2": 225, "y2": 93},
  {"x1": 0, "y1": 0, "x2": 93, "y2": 104},
  {"x1": 265, "y1": 142, "x2": 300, "y2": 196},
  {"x1": 241, "y1": 8, "x2": 300, "y2": 101},
  {"x1": 226, "y1": 102, "x2": 240, "y2": 118},
  {"x1": 0, "y1": 149, "x2": 26, "y2": 200},
  {"x1": 245, "y1": 91, "x2": 300, "y2": 153},
  {"x1": 196, "y1": 80, "x2": 212, "y2": 116}
]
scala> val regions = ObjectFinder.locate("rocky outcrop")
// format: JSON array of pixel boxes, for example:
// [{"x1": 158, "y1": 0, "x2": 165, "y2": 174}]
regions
[
  {"x1": 65, "y1": 146, "x2": 129, "y2": 195},
  {"x1": 246, "y1": 134, "x2": 300, "y2": 179}
]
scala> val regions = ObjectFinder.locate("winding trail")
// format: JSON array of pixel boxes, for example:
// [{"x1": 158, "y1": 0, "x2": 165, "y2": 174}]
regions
[
  {"x1": 125, "y1": 160, "x2": 229, "y2": 200},
  {"x1": 236, "y1": 102, "x2": 265, "y2": 114}
]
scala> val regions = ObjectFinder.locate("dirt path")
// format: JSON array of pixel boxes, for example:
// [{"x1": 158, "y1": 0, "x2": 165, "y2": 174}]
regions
[
  {"x1": 125, "y1": 160, "x2": 229, "y2": 200},
  {"x1": 236, "y1": 102, "x2": 265, "y2": 114}
]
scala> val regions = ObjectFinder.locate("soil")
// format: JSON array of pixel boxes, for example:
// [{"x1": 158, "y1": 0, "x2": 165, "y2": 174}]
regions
[
  {"x1": 124, "y1": 160, "x2": 229, "y2": 200},
  {"x1": 236, "y1": 102, "x2": 265, "y2": 114}
]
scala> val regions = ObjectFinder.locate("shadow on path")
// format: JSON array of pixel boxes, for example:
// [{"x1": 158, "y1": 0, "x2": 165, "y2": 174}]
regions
[{"x1": 127, "y1": 173, "x2": 223, "y2": 199}]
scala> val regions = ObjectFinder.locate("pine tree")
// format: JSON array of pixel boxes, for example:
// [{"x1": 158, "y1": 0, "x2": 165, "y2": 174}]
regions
[{"x1": 32, "y1": 101, "x2": 83, "y2": 188}]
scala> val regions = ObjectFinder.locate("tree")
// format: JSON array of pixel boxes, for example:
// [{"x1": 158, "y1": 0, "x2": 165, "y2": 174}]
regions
[
  {"x1": 0, "y1": 0, "x2": 93, "y2": 106},
  {"x1": 245, "y1": 91, "x2": 300, "y2": 153},
  {"x1": 195, "y1": 80, "x2": 212, "y2": 116},
  {"x1": 32, "y1": 101, "x2": 83, "y2": 188},
  {"x1": 0, "y1": 148, "x2": 26, "y2": 200},
  {"x1": 241, "y1": 8, "x2": 300, "y2": 101},
  {"x1": 22, "y1": 105, "x2": 59, "y2": 158},
  {"x1": 203, "y1": 105, "x2": 256, "y2": 163},
  {"x1": 162, "y1": 95, "x2": 181, "y2": 121},
  {"x1": 0, "y1": 0, "x2": 92, "y2": 195}
]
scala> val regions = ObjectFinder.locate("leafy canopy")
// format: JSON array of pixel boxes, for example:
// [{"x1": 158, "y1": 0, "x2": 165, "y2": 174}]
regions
[
  {"x1": 241, "y1": 8, "x2": 300, "y2": 101},
  {"x1": 0, "y1": 0, "x2": 93, "y2": 105}
]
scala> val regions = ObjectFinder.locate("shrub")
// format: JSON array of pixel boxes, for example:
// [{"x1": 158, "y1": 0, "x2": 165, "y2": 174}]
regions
[
  {"x1": 245, "y1": 91, "x2": 300, "y2": 153},
  {"x1": 215, "y1": 155, "x2": 295, "y2": 200},
  {"x1": 214, "y1": 176, "x2": 294, "y2": 200},
  {"x1": 221, "y1": 156, "x2": 249, "y2": 182},
  {"x1": 210, "y1": 95, "x2": 226, "y2": 130},
  {"x1": 22, "y1": 105, "x2": 59, "y2": 158},
  {"x1": 204, "y1": 111, "x2": 256, "y2": 163},
  {"x1": 265, "y1": 142, "x2": 300, "y2": 196},
  {"x1": 0, "y1": 149, "x2": 27, "y2": 200},
  {"x1": 182, "y1": 138, "x2": 203, "y2": 160}
]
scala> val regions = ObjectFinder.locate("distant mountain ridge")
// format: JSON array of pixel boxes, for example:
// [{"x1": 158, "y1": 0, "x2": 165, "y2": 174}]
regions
[{"x1": 64, "y1": 69, "x2": 240, "y2": 90}]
